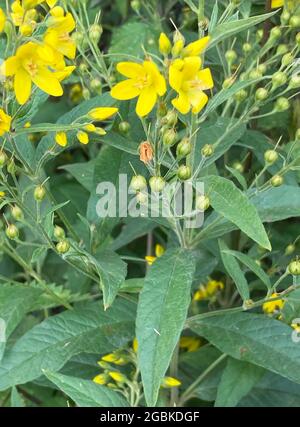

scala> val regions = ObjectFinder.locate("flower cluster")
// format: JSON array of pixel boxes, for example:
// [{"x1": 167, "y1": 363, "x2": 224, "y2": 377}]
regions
[
  {"x1": 193, "y1": 280, "x2": 225, "y2": 302},
  {"x1": 1, "y1": 2, "x2": 76, "y2": 105},
  {"x1": 110, "y1": 31, "x2": 214, "y2": 117}
]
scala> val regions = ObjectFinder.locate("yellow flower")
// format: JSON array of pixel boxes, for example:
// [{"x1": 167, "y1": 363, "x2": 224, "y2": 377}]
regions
[
  {"x1": 111, "y1": 61, "x2": 167, "y2": 117},
  {"x1": 11, "y1": 1, "x2": 37, "y2": 36},
  {"x1": 193, "y1": 285, "x2": 208, "y2": 301},
  {"x1": 108, "y1": 371, "x2": 127, "y2": 383},
  {"x1": 193, "y1": 280, "x2": 224, "y2": 301},
  {"x1": 93, "y1": 373, "x2": 108, "y2": 385},
  {"x1": 88, "y1": 107, "x2": 118, "y2": 121},
  {"x1": 0, "y1": 191, "x2": 5, "y2": 198},
  {"x1": 3, "y1": 42, "x2": 63, "y2": 104},
  {"x1": 179, "y1": 336, "x2": 201, "y2": 352},
  {"x1": 169, "y1": 56, "x2": 214, "y2": 114},
  {"x1": 145, "y1": 244, "x2": 165, "y2": 265},
  {"x1": 0, "y1": 8, "x2": 6, "y2": 32},
  {"x1": 159, "y1": 32, "x2": 172, "y2": 55},
  {"x1": 0, "y1": 109, "x2": 12, "y2": 136},
  {"x1": 101, "y1": 353, "x2": 128, "y2": 366},
  {"x1": 43, "y1": 7, "x2": 76, "y2": 63},
  {"x1": 162, "y1": 377, "x2": 181, "y2": 388},
  {"x1": 133, "y1": 338, "x2": 138, "y2": 353},
  {"x1": 55, "y1": 132, "x2": 67, "y2": 147},
  {"x1": 271, "y1": 0, "x2": 284, "y2": 7},
  {"x1": 182, "y1": 36, "x2": 210, "y2": 57},
  {"x1": 24, "y1": 121, "x2": 31, "y2": 128},
  {"x1": 77, "y1": 131, "x2": 89, "y2": 145},
  {"x1": 263, "y1": 293, "x2": 285, "y2": 314}
]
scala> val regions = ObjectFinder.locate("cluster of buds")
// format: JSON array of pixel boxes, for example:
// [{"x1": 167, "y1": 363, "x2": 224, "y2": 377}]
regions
[{"x1": 54, "y1": 226, "x2": 70, "y2": 254}]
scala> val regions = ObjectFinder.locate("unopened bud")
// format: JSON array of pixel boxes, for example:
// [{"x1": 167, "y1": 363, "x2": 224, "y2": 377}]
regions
[
  {"x1": 271, "y1": 174, "x2": 284, "y2": 187},
  {"x1": 225, "y1": 50, "x2": 237, "y2": 64},
  {"x1": 234, "y1": 89, "x2": 247, "y2": 102},
  {"x1": 6, "y1": 224, "x2": 19, "y2": 240},
  {"x1": 131, "y1": 0, "x2": 140, "y2": 12},
  {"x1": 282, "y1": 53, "x2": 293, "y2": 67},
  {"x1": 34, "y1": 185, "x2": 46, "y2": 202},
  {"x1": 232, "y1": 161, "x2": 244, "y2": 173},
  {"x1": 54, "y1": 226, "x2": 65, "y2": 240},
  {"x1": 289, "y1": 260, "x2": 300, "y2": 276},
  {"x1": 196, "y1": 195, "x2": 210, "y2": 211},
  {"x1": 289, "y1": 75, "x2": 300, "y2": 89},
  {"x1": 177, "y1": 165, "x2": 191, "y2": 180},
  {"x1": 274, "y1": 97, "x2": 289, "y2": 112},
  {"x1": 276, "y1": 44, "x2": 288, "y2": 55},
  {"x1": 89, "y1": 24, "x2": 103, "y2": 44},
  {"x1": 176, "y1": 138, "x2": 192, "y2": 157},
  {"x1": 272, "y1": 71, "x2": 287, "y2": 89},
  {"x1": 163, "y1": 128, "x2": 177, "y2": 146},
  {"x1": 296, "y1": 129, "x2": 300, "y2": 140},
  {"x1": 130, "y1": 175, "x2": 147, "y2": 191},
  {"x1": 290, "y1": 15, "x2": 300, "y2": 29},
  {"x1": 11, "y1": 205, "x2": 23, "y2": 221},
  {"x1": 242, "y1": 43, "x2": 252, "y2": 54},
  {"x1": 149, "y1": 176, "x2": 165, "y2": 192},
  {"x1": 90, "y1": 78, "x2": 102, "y2": 93},
  {"x1": 118, "y1": 121, "x2": 130, "y2": 134},
  {"x1": 270, "y1": 26, "x2": 281, "y2": 40},
  {"x1": 56, "y1": 240, "x2": 70, "y2": 254},
  {"x1": 201, "y1": 144, "x2": 214, "y2": 158},
  {"x1": 163, "y1": 110, "x2": 178, "y2": 127},
  {"x1": 285, "y1": 244, "x2": 296, "y2": 255},
  {"x1": 255, "y1": 88, "x2": 268, "y2": 101},
  {"x1": 0, "y1": 151, "x2": 7, "y2": 168},
  {"x1": 281, "y1": 10, "x2": 290, "y2": 25},
  {"x1": 264, "y1": 149, "x2": 278, "y2": 164}
]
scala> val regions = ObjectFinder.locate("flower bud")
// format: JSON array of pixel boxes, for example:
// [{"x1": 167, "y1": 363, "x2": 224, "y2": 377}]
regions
[
  {"x1": 264, "y1": 149, "x2": 278, "y2": 164},
  {"x1": 6, "y1": 224, "x2": 19, "y2": 240},
  {"x1": 255, "y1": 88, "x2": 268, "y2": 101},
  {"x1": 249, "y1": 69, "x2": 262, "y2": 80},
  {"x1": 201, "y1": 144, "x2": 214, "y2": 158},
  {"x1": 11, "y1": 205, "x2": 23, "y2": 221},
  {"x1": 172, "y1": 39, "x2": 184, "y2": 57},
  {"x1": 159, "y1": 32, "x2": 172, "y2": 55},
  {"x1": 257, "y1": 64, "x2": 267, "y2": 75},
  {"x1": 34, "y1": 185, "x2": 46, "y2": 202},
  {"x1": 176, "y1": 138, "x2": 192, "y2": 157},
  {"x1": 282, "y1": 53, "x2": 293, "y2": 67},
  {"x1": 163, "y1": 128, "x2": 177, "y2": 146},
  {"x1": 222, "y1": 78, "x2": 234, "y2": 89},
  {"x1": 289, "y1": 260, "x2": 300, "y2": 276},
  {"x1": 90, "y1": 78, "x2": 102, "y2": 94},
  {"x1": 289, "y1": 75, "x2": 300, "y2": 89},
  {"x1": 271, "y1": 174, "x2": 284, "y2": 187},
  {"x1": 281, "y1": 10, "x2": 290, "y2": 25},
  {"x1": 118, "y1": 121, "x2": 130, "y2": 134},
  {"x1": 290, "y1": 15, "x2": 300, "y2": 29},
  {"x1": 242, "y1": 43, "x2": 252, "y2": 54},
  {"x1": 136, "y1": 191, "x2": 148, "y2": 204},
  {"x1": 82, "y1": 88, "x2": 90, "y2": 100},
  {"x1": 225, "y1": 49, "x2": 237, "y2": 64},
  {"x1": 7, "y1": 159, "x2": 16, "y2": 175},
  {"x1": 89, "y1": 24, "x2": 103, "y2": 44},
  {"x1": 276, "y1": 44, "x2": 288, "y2": 55},
  {"x1": 270, "y1": 26, "x2": 281, "y2": 40},
  {"x1": 163, "y1": 110, "x2": 178, "y2": 127},
  {"x1": 177, "y1": 165, "x2": 191, "y2": 180},
  {"x1": 131, "y1": 0, "x2": 140, "y2": 12},
  {"x1": 72, "y1": 32, "x2": 84, "y2": 47},
  {"x1": 256, "y1": 29, "x2": 263, "y2": 42},
  {"x1": 54, "y1": 226, "x2": 65, "y2": 240},
  {"x1": 56, "y1": 240, "x2": 70, "y2": 254},
  {"x1": 196, "y1": 195, "x2": 210, "y2": 211},
  {"x1": 0, "y1": 151, "x2": 7, "y2": 168},
  {"x1": 274, "y1": 97, "x2": 289, "y2": 112},
  {"x1": 285, "y1": 244, "x2": 296, "y2": 255},
  {"x1": 79, "y1": 62, "x2": 88, "y2": 73},
  {"x1": 272, "y1": 71, "x2": 287, "y2": 90},
  {"x1": 295, "y1": 129, "x2": 300, "y2": 140},
  {"x1": 234, "y1": 89, "x2": 247, "y2": 102},
  {"x1": 149, "y1": 176, "x2": 165, "y2": 192},
  {"x1": 296, "y1": 32, "x2": 300, "y2": 47},
  {"x1": 130, "y1": 175, "x2": 147, "y2": 191},
  {"x1": 232, "y1": 161, "x2": 244, "y2": 173}
]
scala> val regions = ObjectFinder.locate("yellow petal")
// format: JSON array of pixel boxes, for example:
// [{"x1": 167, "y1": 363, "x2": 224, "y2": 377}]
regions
[
  {"x1": 53, "y1": 66, "x2": 76, "y2": 82},
  {"x1": 143, "y1": 60, "x2": 166, "y2": 96},
  {"x1": 271, "y1": 0, "x2": 284, "y2": 7},
  {"x1": 3, "y1": 56, "x2": 19, "y2": 76},
  {"x1": 197, "y1": 68, "x2": 214, "y2": 90},
  {"x1": 191, "y1": 91, "x2": 208, "y2": 114},
  {"x1": 32, "y1": 68, "x2": 63, "y2": 97},
  {"x1": 159, "y1": 32, "x2": 172, "y2": 55},
  {"x1": 0, "y1": 8, "x2": 6, "y2": 33},
  {"x1": 169, "y1": 64, "x2": 183, "y2": 92},
  {"x1": 184, "y1": 36, "x2": 210, "y2": 57},
  {"x1": 116, "y1": 61, "x2": 144, "y2": 79},
  {"x1": 47, "y1": 0, "x2": 58, "y2": 7},
  {"x1": 155, "y1": 244, "x2": 165, "y2": 257},
  {"x1": 172, "y1": 91, "x2": 190, "y2": 114},
  {"x1": 111, "y1": 79, "x2": 141, "y2": 100},
  {"x1": 182, "y1": 56, "x2": 201, "y2": 79},
  {"x1": 88, "y1": 107, "x2": 118, "y2": 121},
  {"x1": 15, "y1": 68, "x2": 31, "y2": 104},
  {"x1": 136, "y1": 87, "x2": 157, "y2": 117},
  {"x1": 55, "y1": 132, "x2": 67, "y2": 147},
  {"x1": 77, "y1": 131, "x2": 89, "y2": 144}
]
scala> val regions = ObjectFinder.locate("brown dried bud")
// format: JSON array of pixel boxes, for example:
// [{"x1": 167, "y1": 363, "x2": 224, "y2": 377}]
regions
[{"x1": 139, "y1": 142, "x2": 153, "y2": 164}]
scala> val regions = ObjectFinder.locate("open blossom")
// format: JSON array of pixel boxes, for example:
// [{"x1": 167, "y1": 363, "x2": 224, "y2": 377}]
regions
[
  {"x1": 43, "y1": 6, "x2": 77, "y2": 66},
  {"x1": 3, "y1": 42, "x2": 64, "y2": 104},
  {"x1": 0, "y1": 109, "x2": 12, "y2": 136},
  {"x1": 111, "y1": 61, "x2": 166, "y2": 117},
  {"x1": 169, "y1": 56, "x2": 214, "y2": 114}
]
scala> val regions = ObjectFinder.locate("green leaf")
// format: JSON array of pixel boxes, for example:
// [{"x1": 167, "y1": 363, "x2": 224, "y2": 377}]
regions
[
  {"x1": 136, "y1": 249, "x2": 196, "y2": 406},
  {"x1": 215, "y1": 358, "x2": 264, "y2": 407},
  {"x1": 0, "y1": 284, "x2": 43, "y2": 361},
  {"x1": 10, "y1": 386, "x2": 25, "y2": 407},
  {"x1": 190, "y1": 312, "x2": 300, "y2": 387},
  {"x1": 223, "y1": 249, "x2": 271, "y2": 290},
  {"x1": 111, "y1": 218, "x2": 156, "y2": 251},
  {"x1": 44, "y1": 371, "x2": 128, "y2": 407},
  {"x1": 219, "y1": 240, "x2": 249, "y2": 301},
  {"x1": 0, "y1": 299, "x2": 135, "y2": 391},
  {"x1": 94, "y1": 250, "x2": 128, "y2": 309},
  {"x1": 209, "y1": 11, "x2": 277, "y2": 48},
  {"x1": 200, "y1": 176, "x2": 271, "y2": 250},
  {"x1": 61, "y1": 160, "x2": 96, "y2": 192}
]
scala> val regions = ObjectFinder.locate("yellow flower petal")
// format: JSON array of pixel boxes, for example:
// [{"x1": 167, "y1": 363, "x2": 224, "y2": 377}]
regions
[
  {"x1": 191, "y1": 91, "x2": 208, "y2": 114},
  {"x1": 77, "y1": 131, "x2": 89, "y2": 145},
  {"x1": 182, "y1": 56, "x2": 202, "y2": 79},
  {"x1": 55, "y1": 132, "x2": 67, "y2": 147},
  {"x1": 15, "y1": 68, "x2": 32, "y2": 105},
  {"x1": 3, "y1": 56, "x2": 19, "y2": 76},
  {"x1": 197, "y1": 68, "x2": 214, "y2": 90},
  {"x1": 0, "y1": 8, "x2": 6, "y2": 33},
  {"x1": 169, "y1": 64, "x2": 183, "y2": 92},
  {"x1": 162, "y1": 377, "x2": 181, "y2": 388},
  {"x1": 155, "y1": 244, "x2": 165, "y2": 257},
  {"x1": 116, "y1": 62, "x2": 144, "y2": 79},
  {"x1": 88, "y1": 107, "x2": 118, "y2": 121},
  {"x1": 159, "y1": 32, "x2": 172, "y2": 55},
  {"x1": 32, "y1": 68, "x2": 63, "y2": 97},
  {"x1": 184, "y1": 36, "x2": 210, "y2": 57},
  {"x1": 136, "y1": 87, "x2": 157, "y2": 117},
  {"x1": 172, "y1": 91, "x2": 190, "y2": 114},
  {"x1": 271, "y1": 0, "x2": 284, "y2": 8},
  {"x1": 111, "y1": 79, "x2": 141, "y2": 100},
  {"x1": 47, "y1": 0, "x2": 58, "y2": 7}
]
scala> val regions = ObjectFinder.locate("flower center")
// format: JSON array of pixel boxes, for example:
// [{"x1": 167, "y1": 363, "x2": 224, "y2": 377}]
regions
[
  {"x1": 134, "y1": 73, "x2": 152, "y2": 90},
  {"x1": 24, "y1": 59, "x2": 38, "y2": 76}
]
